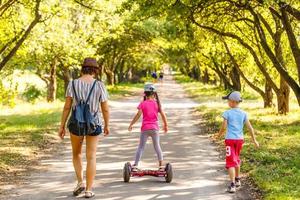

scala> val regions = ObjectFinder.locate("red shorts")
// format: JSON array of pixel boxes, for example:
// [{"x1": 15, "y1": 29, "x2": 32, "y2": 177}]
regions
[{"x1": 225, "y1": 139, "x2": 244, "y2": 169}]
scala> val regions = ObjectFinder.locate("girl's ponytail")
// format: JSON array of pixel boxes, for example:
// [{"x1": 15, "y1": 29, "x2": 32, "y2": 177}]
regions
[{"x1": 154, "y1": 92, "x2": 162, "y2": 112}]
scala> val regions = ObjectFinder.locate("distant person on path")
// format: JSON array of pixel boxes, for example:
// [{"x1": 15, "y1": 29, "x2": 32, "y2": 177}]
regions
[
  {"x1": 128, "y1": 83, "x2": 168, "y2": 171},
  {"x1": 214, "y1": 91, "x2": 259, "y2": 193},
  {"x1": 151, "y1": 71, "x2": 158, "y2": 83},
  {"x1": 58, "y1": 58, "x2": 110, "y2": 198},
  {"x1": 168, "y1": 67, "x2": 172, "y2": 75},
  {"x1": 158, "y1": 71, "x2": 164, "y2": 83}
]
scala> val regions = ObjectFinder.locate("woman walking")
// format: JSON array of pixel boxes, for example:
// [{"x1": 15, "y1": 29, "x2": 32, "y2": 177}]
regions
[{"x1": 58, "y1": 58, "x2": 110, "y2": 198}]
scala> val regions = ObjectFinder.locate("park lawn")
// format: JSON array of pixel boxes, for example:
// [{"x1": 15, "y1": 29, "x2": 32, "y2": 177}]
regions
[
  {"x1": 0, "y1": 101, "x2": 63, "y2": 186},
  {"x1": 175, "y1": 74, "x2": 300, "y2": 200}
]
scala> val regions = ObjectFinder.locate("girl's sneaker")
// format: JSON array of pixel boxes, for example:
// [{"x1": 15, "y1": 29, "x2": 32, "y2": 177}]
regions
[
  {"x1": 227, "y1": 182, "x2": 236, "y2": 193},
  {"x1": 235, "y1": 177, "x2": 241, "y2": 188},
  {"x1": 158, "y1": 166, "x2": 165, "y2": 172},
  {"x1": 132, "y1": 165, "x2": 138, "y2": 172}
]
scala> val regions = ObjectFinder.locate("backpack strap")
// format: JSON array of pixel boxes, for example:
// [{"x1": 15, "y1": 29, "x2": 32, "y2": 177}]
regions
[
  {"x1": 86, "y1": 80, "x2": 97, "y2": 104},
  {"x1": 72, "y1": 80, "x2": 79, "y2": 102}
]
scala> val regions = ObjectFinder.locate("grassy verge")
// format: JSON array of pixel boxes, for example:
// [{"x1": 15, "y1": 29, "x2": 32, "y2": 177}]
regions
[
  {"x1": 0, "y1": 101, "x2": 63, "y2": 190},
  {"x1": 107, "y1": 82, "x2": 144, "y2": 99},
  {"x1": 174, "y1": 73, "x2": 300, "y2": 200}
]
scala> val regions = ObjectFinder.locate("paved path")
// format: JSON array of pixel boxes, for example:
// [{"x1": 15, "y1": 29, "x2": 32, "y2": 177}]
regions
[{"x1": 7, "y1": 75, "x2": 250, "y2": 200}]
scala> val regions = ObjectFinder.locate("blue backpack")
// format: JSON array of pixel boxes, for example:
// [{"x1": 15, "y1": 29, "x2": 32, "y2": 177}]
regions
[{"x1": 68, "y1": 80, "x2": 101, "y2": 136}]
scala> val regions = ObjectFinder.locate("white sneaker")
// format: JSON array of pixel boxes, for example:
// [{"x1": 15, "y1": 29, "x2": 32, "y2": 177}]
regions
[
  {"x1": 235, "y1": 178, "x2": 241, "y2": 188},
  {"x1": 132, "y1": 165, "x2": 138, "y2": 172},
  {"x1": 227, "y1": 183, "x2": 236, "y2": 193}
]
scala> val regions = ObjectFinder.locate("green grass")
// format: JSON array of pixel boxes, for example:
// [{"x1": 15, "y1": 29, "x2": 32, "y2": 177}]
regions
[
  {"x1": 174, "y1": 73, "x2": 300, "y2": 200},
  {"x1": 0, "y1": 102, "x2": 63, "y2": 172},
  {"x1": 107, "y1": 82, "x2": 144, "y2": 99}
]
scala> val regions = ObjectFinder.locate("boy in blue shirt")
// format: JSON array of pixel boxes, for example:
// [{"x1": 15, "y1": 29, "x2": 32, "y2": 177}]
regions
[{"x1": 215, "y1": 91, "x2": 259, "y2": 193}]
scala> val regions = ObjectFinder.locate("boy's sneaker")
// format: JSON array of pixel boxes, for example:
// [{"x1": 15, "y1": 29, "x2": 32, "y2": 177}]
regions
[
  {"x1": 235, "y1": 177, "x2": 241, "y2": 188},
  {"x1": 227, "y1": 182, "x2": 236, "y2": 193}
]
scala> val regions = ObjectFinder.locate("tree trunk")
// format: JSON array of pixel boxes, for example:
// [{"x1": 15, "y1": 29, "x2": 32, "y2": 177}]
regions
[
  {"x1": 62, "y1": 68, "x2": 71, "y2": 92},
  {"x1": 47, "y1": 57, "x2": 57, "y2": 102},
  {"x1": 273, "y1": 14, "x2": 290, "y2": 113},
  {"x1": 105, "y1": 70, "x2": 114, "y2": 85},
  {"x1": 56, "y1": 66, "x2": 71, "y2": 93},
  {"x1": 118, "y1": 66, "x2": 124, "y2": 83},
  {"x1": 179, "y1": 67, "x2": 186, "y2": 75},
  {"x1": 264, "y1": 81, "x2": 273, "y2": 108},
  {"x1": 191, "y1": 65, "x2": 201, "y2": 81},
  {"x1": 277, "y1": 76, "x2": 290, "y2": 114},
  {"x1": 126, "y1": 68, "x2": 133, "y2": 82},
  {"x1": 280, "y1": 6, "x2": 300, "y2": 85},
  {"x1": 215, "y1": 70, "x2": 231, "y2": 90},
  {"x1": 56, "y1": 62, "x2": 72, "y2": 92},
  {"x1": 113, "y1": 73, "x2": 118, "y2": 85},
  {"x1": 202, "y1": 68, "x2": 210, "y2": 84},
  {"x1": 212, "y1": 58, "x2": 233, "y2": 90},
  {"x1": 230, "y1": 66, "x2": 241, "y2": 91},
  {"x1": 185, "y1": 57, "x2": 192, "y2": 77},
  {"x1": 117, "y1": 59, "x2": 125, "y2": 83}
]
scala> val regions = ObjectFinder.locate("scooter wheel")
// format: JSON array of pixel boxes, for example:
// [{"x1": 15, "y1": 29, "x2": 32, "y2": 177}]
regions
[
  {"x1": 123, "y1": 162, "x2": 131, "y2": 182},
  {"x1": 165, "y1": 163, "x2": 173, "y2": 183}
]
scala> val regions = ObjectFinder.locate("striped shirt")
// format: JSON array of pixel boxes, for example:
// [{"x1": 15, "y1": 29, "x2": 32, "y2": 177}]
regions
[{"x1": 66, "y1": 79, "x2": 109, "y2": 125}]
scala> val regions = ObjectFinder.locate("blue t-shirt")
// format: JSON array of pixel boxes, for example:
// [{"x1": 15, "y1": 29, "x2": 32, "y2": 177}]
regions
[{"x1": 222, "y1": 108, "x2": 248, "y2": 140}]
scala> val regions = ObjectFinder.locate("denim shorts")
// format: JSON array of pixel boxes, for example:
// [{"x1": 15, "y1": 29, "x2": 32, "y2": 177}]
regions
[{"x1": 70, "y1": 125, "x2": 102, "y2": 136}]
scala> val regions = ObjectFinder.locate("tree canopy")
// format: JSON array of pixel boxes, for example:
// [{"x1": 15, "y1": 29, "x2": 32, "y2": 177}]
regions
[{"x1": 0, "y1": 0, "x2": 299, "y2": 113}]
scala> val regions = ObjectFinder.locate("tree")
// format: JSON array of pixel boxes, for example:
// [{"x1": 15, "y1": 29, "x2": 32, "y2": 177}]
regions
[
  {"x1": 119, "y1": 0, "x2": 300, "y2": 113},
  {"x1": 0, "y1": 0, "x2": 42, "y2": 71}
]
